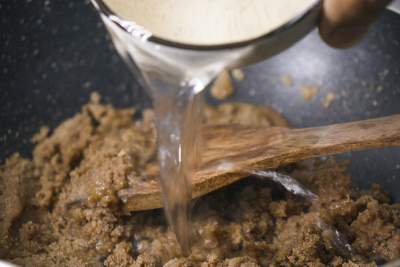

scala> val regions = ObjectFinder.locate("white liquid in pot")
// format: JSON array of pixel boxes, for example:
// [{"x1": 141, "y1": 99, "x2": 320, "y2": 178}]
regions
[{"x1": 102, "y1": 0, "x2": 317, "y2": 45}]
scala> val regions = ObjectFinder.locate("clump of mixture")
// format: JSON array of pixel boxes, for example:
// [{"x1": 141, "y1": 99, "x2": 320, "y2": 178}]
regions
[{"x1": 0, "y1": 93, "x2": 399, "y2": 267}]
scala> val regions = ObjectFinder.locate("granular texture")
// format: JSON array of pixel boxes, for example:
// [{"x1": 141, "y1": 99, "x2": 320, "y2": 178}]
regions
[{"x1": 0, "y1": 93, "x2": 399, "y2": 266}]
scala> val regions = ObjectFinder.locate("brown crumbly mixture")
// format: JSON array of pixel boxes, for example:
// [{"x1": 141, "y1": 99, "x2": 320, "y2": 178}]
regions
[
  {"x1": 231, "y1": 69, "x2": 245, "y2": 82},
  {"x1": 0, "y1": 93, "x2": 399, "y2": 267},
  {"x1": 210, "y1": 71, "x2": 235, "y2": 100},
  {"x1": 322, "y1": 93, "x2": 337, "y2": 109},
  {"x1": 204, "y1": 102, "x2": 289, "y2": 128},
  {"x1": 300, "y1": 85, "x2": 319, "y2": 101},
  {"x1": 280, "y1": 75, "x2": 294, "y2": 88}
]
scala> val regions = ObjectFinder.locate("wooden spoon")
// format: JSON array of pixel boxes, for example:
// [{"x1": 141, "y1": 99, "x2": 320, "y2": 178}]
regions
[{"x1": 119, "y1": 114, "x2": 400, "y2": 212}]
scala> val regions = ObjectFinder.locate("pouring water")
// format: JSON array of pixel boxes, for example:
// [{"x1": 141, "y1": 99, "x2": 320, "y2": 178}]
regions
[{"x1": 91, "y1": 0, "x2": 321, "y2": 254}]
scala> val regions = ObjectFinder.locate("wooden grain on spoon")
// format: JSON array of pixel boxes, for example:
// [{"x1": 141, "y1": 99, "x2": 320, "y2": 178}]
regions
[{"x1": 119, "y1": 114, "x2": 400, "y2": 212}]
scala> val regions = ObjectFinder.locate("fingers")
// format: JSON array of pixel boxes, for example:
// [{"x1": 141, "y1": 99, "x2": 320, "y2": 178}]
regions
[{"x1": 320, "y1": 0, "x2": 392, "y2": 48}]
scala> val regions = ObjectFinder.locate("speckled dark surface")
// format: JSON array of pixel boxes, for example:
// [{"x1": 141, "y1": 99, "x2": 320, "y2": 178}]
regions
[
  {"x1": 1, "y1": 1, "x2": 399, "y2": 199},
  {"x1": 0, "y1": 0, "x2": 150, "y2": 159}
]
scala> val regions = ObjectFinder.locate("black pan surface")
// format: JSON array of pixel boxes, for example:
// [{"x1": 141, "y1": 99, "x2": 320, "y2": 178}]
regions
[{"x1": 1, "y1": 1, "x2": 399, "y2": 200}]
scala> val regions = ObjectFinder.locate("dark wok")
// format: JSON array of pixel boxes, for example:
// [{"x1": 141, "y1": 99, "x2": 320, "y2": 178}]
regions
[{"x1": 1, "y1": 1, "x2": 400, "y2": 201}]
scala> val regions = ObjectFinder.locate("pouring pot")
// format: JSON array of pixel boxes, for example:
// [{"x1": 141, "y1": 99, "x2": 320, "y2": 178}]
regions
[{"x1": 92, "y1": 0, "x2": 321, "y2": 71}]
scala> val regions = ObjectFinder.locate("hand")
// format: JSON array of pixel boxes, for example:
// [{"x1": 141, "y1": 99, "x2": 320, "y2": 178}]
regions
[{"x1": 319, "y1": 0, "x2": 392, "y2": 48}]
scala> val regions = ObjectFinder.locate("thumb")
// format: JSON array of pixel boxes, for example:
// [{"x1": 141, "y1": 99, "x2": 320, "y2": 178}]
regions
[{"x1": 319, "y1": 0, "x2": 391, "y2": 48}]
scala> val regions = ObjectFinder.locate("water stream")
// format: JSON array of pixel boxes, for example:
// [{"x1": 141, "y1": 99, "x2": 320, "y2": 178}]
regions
[
  {"x1": 94, "y1": 0, "x2": 352, "y2": 257},
  {"x1": 95, "y1": 6, "x2": 254, "y2": 253},
  {"x1": 149, "y1": 80, "x2": 204, "y2": 254}
]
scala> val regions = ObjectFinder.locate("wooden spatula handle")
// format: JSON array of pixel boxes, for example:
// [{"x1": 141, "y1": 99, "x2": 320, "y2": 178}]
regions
[
  {"x1": 201, "y1": 114, "x2": 400, "y2": 172},
  {"x1": 193, "y1": 114, "x2": 400, "y2": 202},
  {"x1": 121, "y1": 114, "x2": 400, "y2": 212},
  {"x1": 286, "y1": 114, "x2": 400, "y2": 157}
]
